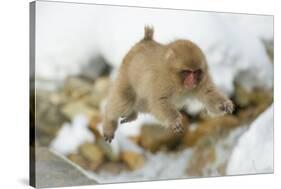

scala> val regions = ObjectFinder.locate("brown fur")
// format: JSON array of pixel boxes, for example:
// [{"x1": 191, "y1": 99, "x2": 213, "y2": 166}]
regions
[{"x1": 103, "y1": 26, "x2": 234, "y2": 142}]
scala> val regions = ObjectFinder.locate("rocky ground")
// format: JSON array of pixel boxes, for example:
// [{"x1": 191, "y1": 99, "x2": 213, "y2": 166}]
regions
[
  {"x1": 34, "y1": 70, "x2": 272, "y2": 183},
  {"x1": 33, "y1": 39, "x2": 273, "y2": 185}
]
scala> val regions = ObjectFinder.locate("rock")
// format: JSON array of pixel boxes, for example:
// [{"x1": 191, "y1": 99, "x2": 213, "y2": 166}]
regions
[
  {"x1": 81, "y1": 93, "x2": 104, "y2": 109},
  {"x1": 236, "y1": 106, "x2": 258, "y2": 122},
  {"x1": 35, "y1": 90, "x2": 69, "y2": 146},
  {"x1": 67, "y1": 153, "x2": 88, "y2": 169},
  {"x1": 98, "y1": 162, "x2": 129, "y2": 174},
  {"x1": 140, "y1": 126, "x2": 181, "y2": 152},
  {"x1": 185, "y1": 115, "x2": 247, "y2": 176},
  {"x1": 34, "y1": 147, "x2": 97, "y2": 188},
  {"x1": 140, "y1": 124, "x2": 177, "y2": 152},
  {"x1": 186, "y1": 144, "x2": 216, "y2": 176},
  {"x1": 81, "y1": 77, "x2": 111, "y2": 109},
  {"x1": 88, "y1": 161, "x2": 102, "y2": 171},
  {"x1": 61, "y1": 101, "x2": 99, "y2": 120},
  {"x1": 234, "y1": 84, "x2": 251, "y2": 107},
  {"x1": 233, "y1": 83, "x2": 273, "y2": 124},
  {"x1": 63, "y1": 76, "x2": 93, "y2": 100},
  {"x1": 48, "y1": 92, "x2": 65, "y2": 106},
  {"x1": 120, "y1": 151, "x2": 145, "y2": 170},
  {"x1": 128, "y1": 135, "x2": 141, "y2": 145},
  {"x1": 79, "y1": 143, "x2": 105, "y2": 171},
  {"x1": 237, "y1": 102, "x2": 271, "y2": 123},
  {"x1": 262, "y1": 38, "x2": 273, "y2": 63},
  {"x1": 185, "y1": 127, "x2": 243, "y2": 177},
  {"x1": 182, "y1": 115, "x2": 240, "y2": 147},
  {"x1": 93, "y1": 77, "x2": 111, "y2": 97},
  {"x1": 88, "y1": 113, "x2": 102, "y2": 136},
  {"x1": 79, "y1": 55, "x2": 112, "y2": 81},
  {"x1": 234, "y1": 83, "x2": 273, "y2": 108},
  {"x1": 140, "y1": 113, "x2": 189, "y2": 152},
  {"x1": 96, "y1": 138, "x2": 120, "y2": 161}
]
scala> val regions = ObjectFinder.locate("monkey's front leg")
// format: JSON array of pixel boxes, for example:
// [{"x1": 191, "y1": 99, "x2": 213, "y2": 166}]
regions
[
  {"x1": 149, "y1": 98, "x2": 184, "y2": 134},
  {"x1": 198, "y1": 84, "x2": 234, "y2": 116}
]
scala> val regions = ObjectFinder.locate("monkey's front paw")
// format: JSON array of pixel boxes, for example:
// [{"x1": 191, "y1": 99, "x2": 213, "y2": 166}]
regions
[
  {"x1": 218, "y1": 99, "x2": 234, "y2": 114},
  {"x1": 170, "y1": 115, "x2": 184, "y2": 134}
]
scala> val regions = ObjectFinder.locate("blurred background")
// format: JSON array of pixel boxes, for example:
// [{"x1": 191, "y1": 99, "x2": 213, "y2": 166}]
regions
[{"x1": 32, "y1": 1, "x2": 273, "y2": 186}]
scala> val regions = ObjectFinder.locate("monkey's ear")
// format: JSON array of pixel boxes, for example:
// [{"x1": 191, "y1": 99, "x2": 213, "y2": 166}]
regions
[{"x1": 165, "y1": 48, "x2": 175, "y2": 62}]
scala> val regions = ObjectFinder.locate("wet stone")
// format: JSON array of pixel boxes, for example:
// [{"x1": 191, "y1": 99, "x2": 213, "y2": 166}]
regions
[
  {"x1": 80, "y1": 55, "x2": 112, "y2": 81},
  {"x1": 35, "y1": 90, "x2": 69, "y2": 146},
  {"x1": 35, "y1": 147, "x2": 97, "y2": 188},
  {"x1": 120, "y1": 151, "x2": 145, "y2": 170},
  {"x1": 79, "y1": 143, "x2": 105, "y2": 171}
]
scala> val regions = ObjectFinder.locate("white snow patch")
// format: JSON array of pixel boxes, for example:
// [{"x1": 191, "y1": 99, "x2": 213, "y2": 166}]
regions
[
  {"x1": 116, "y1": 114, "x2": 160, "y2": 137},
  {"x1": 50, "y1": 114, "x2": 95, "y2": 155},
  {"x1": 116, "y1": 133, "x2": 144, "y2": 154},
  {"x1": 86, "y1": 149, "x2": 193, "y2": 183},
  {"x1": 98, "y1": 98, "x2": 160, "y2": 155},
  {"x1": 227, "y1": 105, "x2": 273, "y2": 175},
  {"x1": 97, "y1": 113, "x2": 159, "y2": 156}
]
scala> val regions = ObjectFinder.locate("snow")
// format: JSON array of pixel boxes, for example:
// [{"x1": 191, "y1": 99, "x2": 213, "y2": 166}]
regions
[
  {"x1": 50, "y1": 114, "x2": 95, "y2": 155},
  {"x1": 84, "y1": 126, "x2": 248, "y2": 183},
  {"x1": 96, "y1": 113, "x2": 159, "y2": 156},
  {"x1": 86, "y1": 149, "x2": 193, "y2": 183},
  {"x1": 36, "y1": 1, "x2": 273, "y2": 95},
  {"x1": 115, "y1": 133, "x2": 144, "y2": 154},
  {"x1": 226, "y1": 105, "x2": 274, "y2": 175}
]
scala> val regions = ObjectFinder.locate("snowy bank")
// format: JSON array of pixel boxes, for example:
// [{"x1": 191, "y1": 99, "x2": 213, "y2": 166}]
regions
[{"x1": 227, "y1": 105, "x2": 273, "y2": 175}]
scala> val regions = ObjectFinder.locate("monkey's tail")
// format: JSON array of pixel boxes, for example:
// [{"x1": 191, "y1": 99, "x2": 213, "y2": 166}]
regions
[{"x1": 143, "y1": 26, "x2": 154, "y2": 40}]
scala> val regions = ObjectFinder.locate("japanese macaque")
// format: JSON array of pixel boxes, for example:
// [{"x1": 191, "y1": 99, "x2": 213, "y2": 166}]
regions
[{"x1": 103, "y1": 26, "x2": 234, "y2": 142}]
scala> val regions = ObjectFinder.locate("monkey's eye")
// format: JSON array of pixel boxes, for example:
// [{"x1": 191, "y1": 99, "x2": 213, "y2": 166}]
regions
[
  {"x1": 194, "y1": 69, "x2": 203, "y2": 77},
  {"x1": 180, "y1": 70, "x2": 192, "y2": 78}
]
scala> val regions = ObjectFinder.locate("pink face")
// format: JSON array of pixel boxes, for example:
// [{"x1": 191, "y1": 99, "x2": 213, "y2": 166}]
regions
[{"x1": 181, "y1": 69, "x2": 203, "y2": 89}]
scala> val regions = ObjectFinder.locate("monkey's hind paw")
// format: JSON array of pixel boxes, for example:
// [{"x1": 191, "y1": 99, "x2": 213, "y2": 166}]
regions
[
  {"x1": 104, "y1": 134, "x2": 114, "y2": 143},
  {"x1": 120, "y1": 118, "x2": 128, "y2": 124},
  {"x1": 219, "y1": 100, "x2": 234, "y2": 114},
  {"x1": 120, "y1": 112, "x2": 138, "y2": 124},
  {"x1": 120, "y1": 117, "x2": 132, "y2": 124}
]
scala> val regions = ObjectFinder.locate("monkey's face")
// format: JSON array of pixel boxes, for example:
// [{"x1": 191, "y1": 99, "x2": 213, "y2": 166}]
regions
[
  {"x1": 167, "y1": 40, "x2": 207, "y2": 90},
  {"x1": 180, "y1": 69, "x2": 204, "y2": 89}
]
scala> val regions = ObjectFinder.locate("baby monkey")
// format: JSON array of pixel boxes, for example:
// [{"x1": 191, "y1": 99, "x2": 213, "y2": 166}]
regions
[{"x1": 103, "y1": 26, "x2": 234, "y2": 142}]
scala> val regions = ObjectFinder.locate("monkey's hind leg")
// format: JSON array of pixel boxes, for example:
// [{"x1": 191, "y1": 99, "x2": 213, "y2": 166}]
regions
[
  {"x1": 120, "y1": 111, "x2": 138, "y2": 124},
  {"x1": 103, "y1": 119, "x2": 118, "y2": 143},
  {"x1": 103, "y1": 85, "x2": 136, "y2": 142}
]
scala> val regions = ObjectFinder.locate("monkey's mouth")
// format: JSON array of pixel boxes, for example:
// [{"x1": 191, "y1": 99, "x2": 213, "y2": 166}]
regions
[{"x1": 182, "y1": 69, "x2": 203, "y2": 89}]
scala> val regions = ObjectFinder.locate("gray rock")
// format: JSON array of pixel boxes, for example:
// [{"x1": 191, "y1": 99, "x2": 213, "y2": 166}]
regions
[
  {"x1": 35, "y1": 90, "x2": 69, "y2": 146},
  {"x1": 80, "y1": 55, "x2": 111, "y2": 81},
  {"x1": 262, "y1": 38, "x2": 273, "y2": 63},
  {"x1": 34, "y1": 147, "x2": 97, "y2": 188}
]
